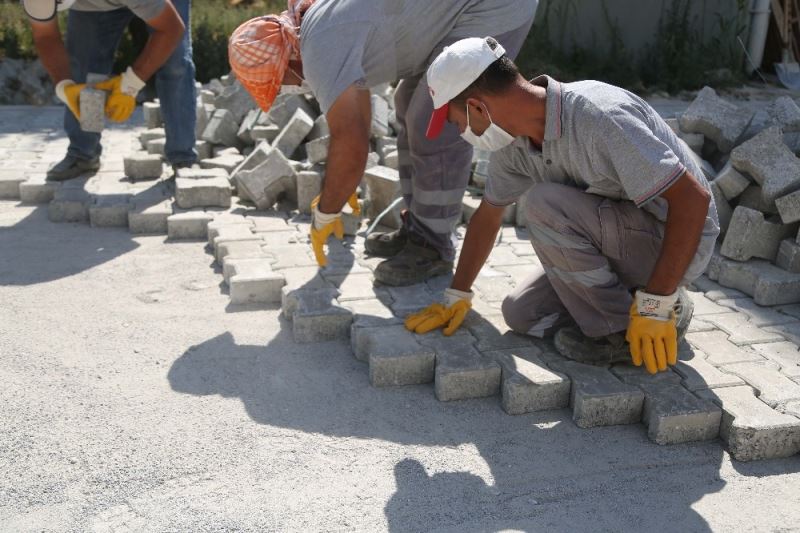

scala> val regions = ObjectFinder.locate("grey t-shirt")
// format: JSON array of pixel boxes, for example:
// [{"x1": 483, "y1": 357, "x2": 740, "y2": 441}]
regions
[
  {"x1": 485, "y1": 75, "x2": 720, "y2": 283},
  {"x1": 70, "y1": 0, "x2": 165, "y2": 20},
  {"x1": 299, "y1": 0, "x2": 538, "y2": 112}
]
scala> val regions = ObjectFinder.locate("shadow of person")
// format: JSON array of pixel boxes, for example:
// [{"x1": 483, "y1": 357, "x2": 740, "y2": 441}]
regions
[
  {"x1": 167, "y1": 327, "x2": 742, "y2": 532},
  {"x1": 0, "y1": 203, "x2": 139, "y2": 286}
]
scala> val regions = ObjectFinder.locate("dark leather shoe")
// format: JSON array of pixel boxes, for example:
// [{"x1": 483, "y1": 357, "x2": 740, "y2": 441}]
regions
[
  {"x1": 46, "y1": 155, "x2": 100, "y2": 181},
  {"x1": 374, "y1": 239, "x2": 453, "y2": 286},
  {"x1": 365, "y1": 225, "x2": 408, "y2": 258}
]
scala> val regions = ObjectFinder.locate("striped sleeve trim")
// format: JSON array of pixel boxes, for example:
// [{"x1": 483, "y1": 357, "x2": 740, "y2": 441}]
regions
[
  {"x1": 483, "y1": 196, "x2": 515, "y2": 208},
  {"x1": 633, "y1": 163, "x2": 686, "y2": 207}
]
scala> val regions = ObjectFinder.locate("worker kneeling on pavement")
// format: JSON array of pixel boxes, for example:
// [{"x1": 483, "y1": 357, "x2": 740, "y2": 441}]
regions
[
  {"x1": 406, "y1": 37, "x2": 720, "y2": 374},
  {"x1": 227, "y1": 0, "x2": 537, "y2": 285},
  {"x1": 23, "y1": 0, "x2": 196, "y2": 181}
]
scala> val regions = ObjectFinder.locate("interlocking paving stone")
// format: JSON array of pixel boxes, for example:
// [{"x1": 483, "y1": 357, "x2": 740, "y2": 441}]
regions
[
  {"x1": 200, "y1": 154, "x2": 245, "y2": 174},
  {"x1": 698, "y1": 385, "x2": 800, "y2": 461},
  {"x1": 721, "y1": 361, "x2": 800, "y2": 408},
  {"x1": 385, "y1": 284, "x2": 435, "y2": 317},
  {"x1": 89, "y1": 194, "x2": 132, "y2": 228},
  {"x1": 766, "y1": 321, "x2": 800, "y2": 346},
  {"x1": 129, "y1": 195, "x2": 171, "y2": 235},
  {"x1": 228, "y1": 259, "x2": 285, "y2": 304},
  {"x1": 715, "y1": 299, "x2": 798, "y2": 328},
  {"x1": 678, "y1": 86, "x2": 753, "y2": 152},
  {"x1": 784, "y1": 400, "x2": 800, "y2": 418},
  {"x1": 716, "y1": 258, "x2": 800, "y2": 306},
  {"x1": 217, "y1": 240, "x2": 268, "y2": 266},
  {"x1": 720, "y1": 206, "x2": 797, "y2": 262},
  {"x1": 326, "y1": 273, "x2": 382, "y2": 302},
  {"x1": 292, "y1": 290, "x2": 352, "y2": 344},
  {"x1": 464, "y1": 312, "x2": 533, "y2": 352},
  {"x1": 473, "y1": 274, "x2": 515, "y2": 303},
  {"x1": 690, "y1": 275, "x2": 748, "y2": 301},
  {"x1": 434, "y1": 344, "x2": 502, "y2": 402},
  {"x1": 0, "y1": 170, "x2": 26, "y2": 199},
  {"x1": 206, "y1": 216, "x2": 251, "y2": 242},
  {"x1": 79, "y1": 88, "x2": 105, "y2": 133},
  {"x1": 484, "y1": 347, "x2": 570, "y2": 415},
  {"x1": 750, "y1": 342, "x2": 800, "y2": 378},
  {"x1": 486, "y1": 246, "x2": 529, "y2": 266},
  {"x1": 282, "y1": 285, "x2": 339, "y2": 321},
  {"x1": 267, "y1": 244, "x2": 318, "y2": 270},
  {"x1": 548, "y1": 360, "x2": 644, "y2": 428},
  {"x1": 713, "y1": 161, "x2": 751, "y2": 201},
  {"x1": 687, "y1": 318, "x2": 717, "y2": 333},
  {"x1": 19, "y1": 175, "x2": 58, "y2": 204},
  {"x1": 48, "y1": 187, "x2": 90, "y2": 223},
  {"x1": 364, "y1": 166, "x2": 402, "y2": 229},
  {"x1": 175, "y1": 176, "x2": 231, "y2": 209},
  {"x1": 702, "y1": 312, "x2": 790, "y2": 345},
  {"x1": 273, "y1": 108, "x2": 314, "y2": 157},
  {"x1": 685, "y1": 330, "x2": 767, "y2": 365},
  {"x1": 613, "y1": 367, "x2": 721, "y2": 445},
  {"x1": 343, "y1": 298, "x2": 401, "y2": 329},
  {"x1": 730, "y1": 126, "x2": 800, "y2": 209},
  {"x1": 776, "y1": 189, "x2": 800, "y2": 224},
  {"x1": 167, "y1": 211, "x2": 214, "y2": 240},
  {"x1": 361, "y1": 325, "x2": 436, "y2": 387},
  {"x1": 123, "y1": 153, "x2": 162, "y2": 180},
  {"x1": 777, "y1": 239, "x2": 800, "y2": 273},
  {"x1": 201, "y1": 109, "x2": 240, "y2": 147},
  {"x1": 674, "y1": 350, "x2": 746, "y2": 391},
  {"x1": 687, "y1": 291, "x2": 735, "y2": 316}
]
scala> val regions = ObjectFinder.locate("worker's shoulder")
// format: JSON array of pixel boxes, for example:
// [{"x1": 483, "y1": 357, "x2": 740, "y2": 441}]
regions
[
  {"x1": 301, "y1": 0, "x2": 383, "y2": 35},
  {"x1": 562, "y1": 80, "x2": 655, "y2": 127}
]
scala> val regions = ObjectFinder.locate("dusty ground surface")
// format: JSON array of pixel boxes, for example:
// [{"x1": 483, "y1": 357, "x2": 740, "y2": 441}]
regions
[{"x1": 1, "y1": 102, "x2": 800, "y2": 532}]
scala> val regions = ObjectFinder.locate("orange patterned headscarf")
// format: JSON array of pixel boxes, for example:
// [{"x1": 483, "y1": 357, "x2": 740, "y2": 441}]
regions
[
  {"x1": 228, "y1": 12, "x2": 298, "y2": 113},
  {"x1": 287, "y1": 0, "x2": 316, "y2": 27}
]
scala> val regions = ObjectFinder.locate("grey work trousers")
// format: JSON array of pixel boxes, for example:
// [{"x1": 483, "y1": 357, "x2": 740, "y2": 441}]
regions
[
  {"x1": 393, "y1": 17, "x2": 534, "y2": 261},
  {"x1": 501, "y1": 183, "x2": 666, "y2": 339}
]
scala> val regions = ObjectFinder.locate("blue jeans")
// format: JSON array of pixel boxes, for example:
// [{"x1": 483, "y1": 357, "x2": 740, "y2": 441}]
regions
[{"x1": 65, "y1": 0, "x2": 197, "y2": 165}]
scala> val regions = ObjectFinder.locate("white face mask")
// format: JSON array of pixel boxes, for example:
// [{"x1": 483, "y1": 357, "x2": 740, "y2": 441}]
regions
[{"x1": 460, "y1": 102, "x2": 515, "y2": 152}]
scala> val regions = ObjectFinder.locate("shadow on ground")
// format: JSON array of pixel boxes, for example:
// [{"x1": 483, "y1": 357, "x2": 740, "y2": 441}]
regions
[{"x1": 166, "y1": 320, "x2": 800, "y2": 532}]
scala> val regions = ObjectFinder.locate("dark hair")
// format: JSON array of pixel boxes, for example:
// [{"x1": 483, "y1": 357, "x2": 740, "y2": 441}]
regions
[{"x1": 451, "y1": 37, "x2": 520, "y2": 106}]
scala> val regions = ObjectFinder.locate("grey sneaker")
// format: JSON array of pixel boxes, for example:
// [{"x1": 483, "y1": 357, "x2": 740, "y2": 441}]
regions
[
  {"x1": 47, "y1": 154, "x2": 100, "y2": 181},
  {"x1": 374, "y1": 239, "x2": 453, "y2": 286},
  {"x1": 365, "y1": 225, "x2": 407, "y2": 257},
  {"x1": 554, "y1": 287, "x2": 694, "y2": 365}
]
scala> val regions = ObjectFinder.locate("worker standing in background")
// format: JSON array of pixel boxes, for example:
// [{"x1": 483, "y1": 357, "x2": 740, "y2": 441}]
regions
[{"x1": 23, "y1": 0, "x2": 197, "y2": 181}]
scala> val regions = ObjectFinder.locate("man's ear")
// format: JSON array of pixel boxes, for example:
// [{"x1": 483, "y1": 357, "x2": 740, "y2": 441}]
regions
[{"x1": 464, "y1": 97, "x2": 486, "y2": 119}]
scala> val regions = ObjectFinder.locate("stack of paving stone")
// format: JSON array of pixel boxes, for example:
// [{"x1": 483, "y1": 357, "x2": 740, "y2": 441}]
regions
[{"x1": 670, "y1": 87, "x2": 800, "y2": 306}]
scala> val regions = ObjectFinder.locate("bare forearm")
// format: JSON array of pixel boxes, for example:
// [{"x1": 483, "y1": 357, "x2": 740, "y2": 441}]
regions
[
  {"x1": 646, "y1": 199, "x2": 709, "y2": 295},
  {"x1": 451, "y1": 202, "x2": 505, "y2": 292},
  {"x1": 132, "y1": 30, "x2": 182, "y2": 81},
  {"x1": 32, "y1": 33, "x2": 71, "y2": 83},
  {"x1": 319, "y1": 131, "x2": 369, "y2": 214}
]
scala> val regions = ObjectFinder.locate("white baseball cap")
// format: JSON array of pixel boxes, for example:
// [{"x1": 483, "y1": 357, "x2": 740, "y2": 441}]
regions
[
  {"x1": 425, "y1": 37, "x2": 506, "y2": 139},
  {"x1": 22, "y1": 0, "x2": 75, "y2": 21}
]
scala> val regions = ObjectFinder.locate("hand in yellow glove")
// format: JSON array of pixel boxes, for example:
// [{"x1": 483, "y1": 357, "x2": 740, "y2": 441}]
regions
[
  {"x1": 625, "y1": 289, "x2": 679, "y2": 374},
  {"x1": 405, "y1": 288, "x2": 472, "y2": 336},
  {"x1": 94, "y1": 67, "x2": 146, "y2": 123},
  {"x1": 310, "y1": 195, "x2": 343, "y2": 267},
  {"x1": 55, "y1": 79, "x2": 86, "y2": 120},
  {"x1": 346, "y1": 192, "x2": 361, "y2": 216}
]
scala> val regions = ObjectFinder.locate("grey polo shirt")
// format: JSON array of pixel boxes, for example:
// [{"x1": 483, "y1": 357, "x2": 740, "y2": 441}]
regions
[
  {"x1": 485, "y1": 75, "x2": 720, "y2": 283},
  {"x1": 70, "y1": 0, "x2": 165, "y2": 20},
  {"x1": 299, "y1": 0, "x2": 538, "y2": 113}
]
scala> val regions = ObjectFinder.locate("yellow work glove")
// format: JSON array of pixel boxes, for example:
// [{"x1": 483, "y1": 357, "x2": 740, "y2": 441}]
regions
[
  {"x1": 625, "y1": 289, "x2": 679, "y2": 374},
  {"x1": 346, "y1": 192, "x2": 361, "y2": 216},
  {"x1": 55, "y1": 79, "x2": 85, "y2": 120},
  {"x1": 94, "y1": 67, "x2": 145, "y2": 123},
  {"x1": 405, "y1": 288, "x2": 473, "y2": 336},
  {"x1": 310, "y1": 195, "x2": 343, "y2": 267}
]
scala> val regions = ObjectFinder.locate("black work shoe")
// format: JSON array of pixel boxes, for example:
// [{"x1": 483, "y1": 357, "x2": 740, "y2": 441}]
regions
[
  {"x1": 365, "y1": 225, "x2": 408, "y2": 257},
  {"x1": 374, "y1": 239, "x2": 453, "y2": 286},
  {"x1": 46, "y1": 155, "x2": 100, "y2": 181},
  {"x1": 553, "y1": 287, "x2": 695, "y2": 365}
]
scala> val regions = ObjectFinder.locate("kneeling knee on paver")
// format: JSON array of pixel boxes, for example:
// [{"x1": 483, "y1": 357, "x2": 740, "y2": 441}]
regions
[{"x1": 501, "y1": 295, "x2": 531, "y2": 334}]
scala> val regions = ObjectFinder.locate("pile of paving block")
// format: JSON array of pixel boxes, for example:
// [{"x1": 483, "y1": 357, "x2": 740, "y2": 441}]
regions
[{"x1": 667, "y1": 87, "x2": 800, "y2": 306}]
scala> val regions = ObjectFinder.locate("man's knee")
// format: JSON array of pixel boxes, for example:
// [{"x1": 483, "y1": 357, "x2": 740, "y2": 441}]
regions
[{"x1": 501, "y1": 294, "x2": 528, "y2": 334}]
